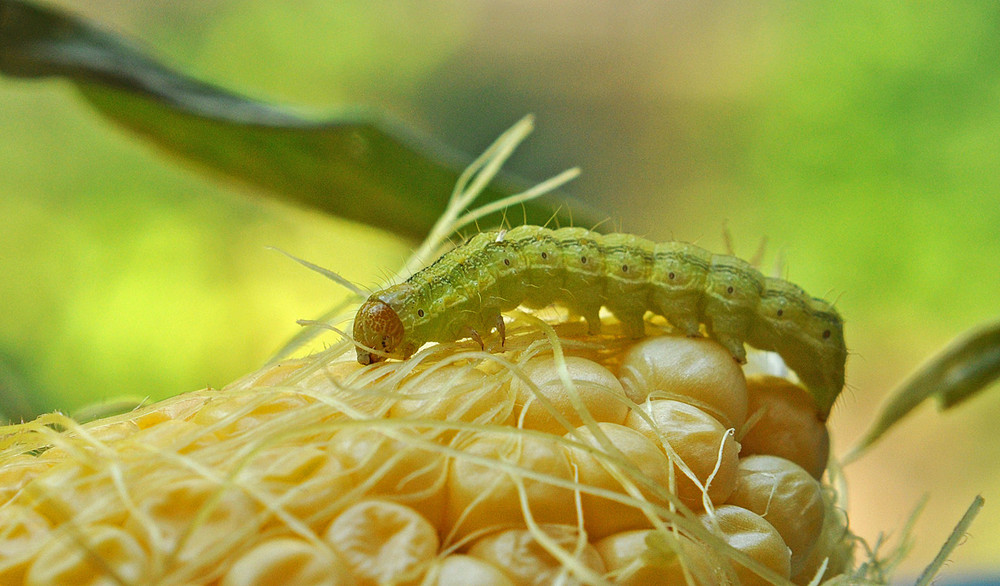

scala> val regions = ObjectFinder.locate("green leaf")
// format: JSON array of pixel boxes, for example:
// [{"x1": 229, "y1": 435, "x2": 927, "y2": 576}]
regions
[
  {"x1": 0, "y1": 0, "x2": 600, "y2": 240},
  {"x1": 846, "y1": 319, "x2": 1000, "y2": 463},
  {"x1": 0, "y1": 349, "x2": 37, "y2": 424}
]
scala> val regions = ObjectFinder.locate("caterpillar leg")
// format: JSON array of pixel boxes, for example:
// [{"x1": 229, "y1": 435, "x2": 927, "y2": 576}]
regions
[
  {"x1": 716, "y1": 333, "x2": 749, "y2": 364},
  {"x1": 664, "y1": 312, "x2": 702, "y2": 338},
  {"x1": 495, "y1": 313, "x2": 506, "y2": 349},
  {"x1": 466, "y1": 327, "x2": 485, "y2": 350},
  {"x1": 581, "y1": 308, "x2": 602, "y2": 335},
  {"x1": 616, "y1": 311, "x2": 647, "y2": 339}
]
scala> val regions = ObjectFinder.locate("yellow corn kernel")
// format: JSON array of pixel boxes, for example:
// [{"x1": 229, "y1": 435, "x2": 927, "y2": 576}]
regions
[
  {"x1": 191, "y1": 392, "x2": 319, "y2": 441},
  {"x1": 426, "y1": 554, "x2": 516, "y2": 586},
  {"x1": 445, "y1": 433, "x2": 577, "y2": 540},
  {"x1": 0, "y1": 505, "x2": 52, "y2": 584},
  {"x1": 122, "y1": 417, "x2": 222, "y2": 455},
  {"x1": 323, "y1": 499, "x2": 438, "y2": 586},
  {"x1": 594, "y1": 529, "x2": 717, "y2": 586},
  {"x1": 726, "y1": 454, "x2": 825, "y2": 576},
  {"x1": 239, "y1": 445, "x2": 352, "y2": 531},
  {"x1": 25, "y1": 524, "x2": 147, "y2": 586},
  {"x1": 624, "y1": 399, "x2": 740, "y2": 509},
  {"x1": 561, "y1": 422, "x2": 672, "y2": 539},
  {"x1": 129, "y1": 477, "x2": 260, "y2": 575},
  {"x1": 0, "y1": 455, "x2": 59, "y2": 508},
  {"x1": 20, "y1": 462, "x2": 120, "y2": 528},
  {"x1": 700, "y1": 504, "x2": 792, "y2": 586},
  {"x1": 467, "y1": 525, "x2": 606, "y2": 586},
  {"x1": 132, "y1": 394, "x2": 210, "y2": 429},
  {"x1": 511, "y1": 355, "x2": 629, "y2": 434},
  {"x1": 742, "y1": 375, "x2": 830, "y2": 479},
  {"x1": 618, "y1": 335, "x2": 749, "y2": 430},
  {"x1": 221, "y1": 537, "x2": 353, "y2": 586},
  {"x1": 328, "y1": 428, "x2": 448, "y2": 528},
  {"x1": 390, "y1": 364, "x2": 514, "y2": 430}
]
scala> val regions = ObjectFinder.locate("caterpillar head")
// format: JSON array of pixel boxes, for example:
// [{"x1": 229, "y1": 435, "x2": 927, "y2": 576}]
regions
[{"x1": 354, "y1": 297, "x2": 406, "y2": 365}]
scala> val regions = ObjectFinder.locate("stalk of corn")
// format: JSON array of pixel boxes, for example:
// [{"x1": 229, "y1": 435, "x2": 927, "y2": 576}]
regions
[{"x1": 0, "y1": 313, "x2": 854, "y2": 585}]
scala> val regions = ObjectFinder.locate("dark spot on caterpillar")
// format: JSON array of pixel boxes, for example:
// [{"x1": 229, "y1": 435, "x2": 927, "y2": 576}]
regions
[
  {"x1": 823, "y1": 329, "x2": 831, "y2": 339},
  {"x1": 727, "y1": 286, "x2": 735, "y2": 294},
  {"x1": 581, "y1": 256, "x2": 588, "y2": 264},
  {"x1": 541, "y1": 252, "x2": 548, "y2": 259},
  {"x1": 417, "y1": 309, "x2": 425, "y2": 317},
  {"x1": 668, "y1": 272, "x2": 676, "y2": 280},
  {"x1": 777, "y1": 309, "x2": 784, "y2": 317},
  {"x1": 504, "y1": 258, "x2": 511, "y2": 266},
  {"x1": 622, "y1": 265, "x2": 629, "y2": 273}
]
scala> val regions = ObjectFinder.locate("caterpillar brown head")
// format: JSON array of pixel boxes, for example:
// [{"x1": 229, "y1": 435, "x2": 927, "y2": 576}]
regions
[{"x1": 353, "y1": 297, "x2": 407, "y2": 365}]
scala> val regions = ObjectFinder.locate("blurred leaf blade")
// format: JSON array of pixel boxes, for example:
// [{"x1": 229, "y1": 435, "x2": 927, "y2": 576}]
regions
[
  {"x1": 0, "y1": 0, "x2": 598, "y2": 239},
  {"x1": 846, "y1": 319, "x2": 1000, "y2": 463},
  {"x1": 0, "y1": 350, "x2": 37, "y2": 424}
]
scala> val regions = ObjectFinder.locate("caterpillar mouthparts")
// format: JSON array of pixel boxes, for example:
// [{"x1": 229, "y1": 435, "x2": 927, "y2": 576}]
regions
[
  {"x1": 353, "y1": 226, "x2": 846, "y2": 419},
  {"x1": 353, "y1": 298, "x2": 409, "y2": 366}
]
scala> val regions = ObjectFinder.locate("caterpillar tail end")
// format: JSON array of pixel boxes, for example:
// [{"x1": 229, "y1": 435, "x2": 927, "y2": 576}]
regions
[
  {"x1": 795, "y1": 351, "x2": 847, "y2": 423},
  {"x1": 812, "y1": 383, "x2": 842, "y2": 423}
]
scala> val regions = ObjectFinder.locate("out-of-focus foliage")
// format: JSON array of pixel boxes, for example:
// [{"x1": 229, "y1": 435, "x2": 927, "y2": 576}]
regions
[
  {"x1": 848, "y1": 321, "x2": 1000, "y2": 462},
  {"x1": 1, "y1": 1, "x2": 999, "y2": 580},
  {"x1": 0, "y1": 0, "x2": 592, "y2": 240}
]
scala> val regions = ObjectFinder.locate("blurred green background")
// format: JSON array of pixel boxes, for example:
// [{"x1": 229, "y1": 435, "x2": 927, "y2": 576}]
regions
[{"x1": 2, "y1": 1, "x2": 998, "y2": 581}]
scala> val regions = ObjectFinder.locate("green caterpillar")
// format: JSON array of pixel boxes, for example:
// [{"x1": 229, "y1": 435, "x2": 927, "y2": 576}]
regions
[{"x1": 353, "y1": 226, "x2": 846, "y2": 419}]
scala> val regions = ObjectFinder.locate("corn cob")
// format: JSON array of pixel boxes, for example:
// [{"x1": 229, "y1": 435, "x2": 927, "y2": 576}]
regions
[{"x1": 0, "y1": 313, "x2": 853, "y2": 585}]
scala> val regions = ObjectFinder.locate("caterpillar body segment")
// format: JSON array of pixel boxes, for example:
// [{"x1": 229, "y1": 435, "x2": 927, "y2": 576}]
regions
[{"x1": 353, "y1": 226, "x2": 846, "y2": 419}]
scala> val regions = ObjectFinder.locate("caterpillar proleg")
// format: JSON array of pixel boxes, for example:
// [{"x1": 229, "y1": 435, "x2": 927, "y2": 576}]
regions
[{"x1": 353, "y1": 226, "x2": 846, "y2": 419}]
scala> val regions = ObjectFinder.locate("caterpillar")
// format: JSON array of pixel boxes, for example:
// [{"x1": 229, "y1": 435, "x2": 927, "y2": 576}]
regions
[{"x1": 353, "y1": 226, "x2": 846, "y2": 420}]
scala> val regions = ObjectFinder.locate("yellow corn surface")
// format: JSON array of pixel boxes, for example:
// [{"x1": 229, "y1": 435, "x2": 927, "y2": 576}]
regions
[{"x1": 0, "y1": 316, "x2": 853, "y2": 585}]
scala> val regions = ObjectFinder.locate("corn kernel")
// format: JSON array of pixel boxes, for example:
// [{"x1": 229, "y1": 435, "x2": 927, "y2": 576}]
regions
[
  {"x1": 512, "y1": 356, "x2": 628, "y2": 435},
  {"x1": 390, "y1": 364, "x2": 514, "y2": 431},
  {"x1": 25, "y1": 524, "x2": 147, "y2": 586},
  {"x1": 742, "y1": 375, "x2": 830, "y2": 479},
  {"x1": 323, "y1": 499, "x2": 438, "y2": 586},
  {"x1": 124, "y1": 476, "x2": 259, "y2": 568},
  {"x1": 625, "y1": 399, "x2": 740, "y2": 509},
  {"x1": 618, "y1": 336, "x2": 748, "y2": 430},
  {"x1": 594, "y1": 529, "x2": 717, "y2": 586},
  {"x1": 221, "y1": 537, "x2": 353, "y2": 586},
  {"x1": 467, "y1": 525, "x2": 605, "y2": 586},
  {"x1": 726, "y1": 454, "x2": 824, "y2": 575},
  {"x1": 329, "y1": 427, "x2": 448, "y2": 528},
  {"x1": 427, "y1": 554, "x2": 516, "y2": 586},
  {"x1": 445, "y1": 433, "x2": 576, "y2": 540},
  {"x1": 700, "y1": 504, "x2": 792, "y2": 586},
  {"x1": 561, "y1": 423, "x2": 672, "y2": 539},
  {"x1": 0, "y1": 505, "x2": 52, "y2": 584},
  {"x1": 792, "y1": 490, "x2": 853, "y2": 584},
  {"x1": 240, "y1": 445, "x2": 352, "y2": 530}
]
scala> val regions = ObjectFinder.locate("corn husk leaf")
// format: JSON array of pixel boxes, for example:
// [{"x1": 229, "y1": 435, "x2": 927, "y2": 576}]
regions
[
  {"x1": 846, "y1": 319, "x2": 1000, "y2": 463},
  {"x1": 0, "y1": 0, "x2": 599, "y2": 240}
]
